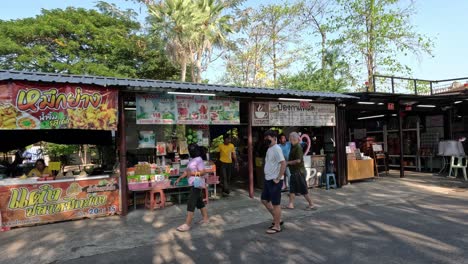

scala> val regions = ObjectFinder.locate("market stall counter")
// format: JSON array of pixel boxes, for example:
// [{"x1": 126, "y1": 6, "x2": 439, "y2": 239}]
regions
[{"x1": 0, "y1": 175, "x2": 120, "y2": 229}]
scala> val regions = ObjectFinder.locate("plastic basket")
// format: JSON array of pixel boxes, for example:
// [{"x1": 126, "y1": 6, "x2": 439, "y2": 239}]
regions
[
  {"x1": 205, "y1": 175, "x2": 219, "y2": 184},
  {"x1": 150, "y1": 179, "x2": 171, "y2": 189},
  {"x1": 128, "y1": 182, "x2": 150, "y2": 191},
  {"x1": 170, "y1": 177, "x2": 189, "y2": 186}
]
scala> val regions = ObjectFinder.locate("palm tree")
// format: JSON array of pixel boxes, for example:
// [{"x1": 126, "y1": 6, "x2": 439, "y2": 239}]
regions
[
  {"x1": 148, "y1": 0, "x2": 204, "y2": 82},
  {"x1": 148, "y1": 0, "x2": 233, "y2": 83}
]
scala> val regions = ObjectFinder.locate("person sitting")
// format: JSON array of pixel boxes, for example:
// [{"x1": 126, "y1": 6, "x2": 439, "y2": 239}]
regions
[{"x1": 27, "y1": 159, "x2": 51, "y2": 178}]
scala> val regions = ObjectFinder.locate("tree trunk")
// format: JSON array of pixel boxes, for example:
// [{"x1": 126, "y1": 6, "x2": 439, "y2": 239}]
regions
[
  {"x1": 367, "y1": 0, "x2": 375, "y2": 92},
  {"x1": 195, "y1": 50, "x2": 203, "y2": 83},
  {"x1": 180, "y1": 56, "x2": 187, "y2": 82},
  {"x1": 320, "y1": 29, "x2": 327, "y2": 71}
]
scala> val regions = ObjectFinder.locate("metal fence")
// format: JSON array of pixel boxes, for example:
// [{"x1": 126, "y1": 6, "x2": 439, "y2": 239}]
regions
[{"x1": 370, "y1": 75, "x2": 468, "y2": 95}]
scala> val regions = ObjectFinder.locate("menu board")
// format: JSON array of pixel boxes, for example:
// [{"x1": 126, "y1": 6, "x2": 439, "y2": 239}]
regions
[
  {"x1": 0, "y1": 82, "x2": 118, "y2": 130},
  {"x1": 0, "y1": 178, "x2": 120, "y2": 228},
  {"x1": 176, "y1": 95, "x2": 209, "y2": 124},
  {"x1": 209, "y1": 98, "x2": 240, "y2": 125},
  {"x1": 136, "y1": 94, "x2": 240, "y2": 125},
  {"x1": 136, "y1": 94, "x2": 177, "y2": 124},
  {"x1": 252, "y1": 101, "x2": 336, "y2": 127}
]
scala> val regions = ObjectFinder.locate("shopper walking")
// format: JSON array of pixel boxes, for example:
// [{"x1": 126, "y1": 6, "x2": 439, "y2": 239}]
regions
[
  {"x1": 175, "y1": 144, "x2": 209, "y2": 232},
  {"x1": 218, "y1": 134, "x2": 239, "y2": 195},
  {"x1": 283, "y1": 132, "x2": 317, "y2": 210},
  {"x1": 261, "y1": 130, "x2": 286, "y2": 234}
]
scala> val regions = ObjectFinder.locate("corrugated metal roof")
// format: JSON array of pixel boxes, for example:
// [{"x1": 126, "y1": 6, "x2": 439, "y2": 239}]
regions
[{"x1": 0, "y1": 70, "x2": 357, "y2": 100}]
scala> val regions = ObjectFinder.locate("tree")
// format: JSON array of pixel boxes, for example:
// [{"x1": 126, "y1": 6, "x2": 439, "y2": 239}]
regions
[
  {"x1": 0, "y1": 6, "x2": 179, "y2": 79},
  {"x1": 279, "y1": 49, "x2": 351, "y2": 92},
  {"x1": 334, "y1": 0, "x2": 433, "y2": 91},
  {"x1": 147, "y1": 0, "x2": 234, "y2": 83}
]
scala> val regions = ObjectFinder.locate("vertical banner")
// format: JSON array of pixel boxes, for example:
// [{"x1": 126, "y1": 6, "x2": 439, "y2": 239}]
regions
[
  {"x1": 0, "y1": 82, "x2": 118, "y2": 130},
  {"x1": 136, "y1": 94, "x2": 177, "y2": 124}
]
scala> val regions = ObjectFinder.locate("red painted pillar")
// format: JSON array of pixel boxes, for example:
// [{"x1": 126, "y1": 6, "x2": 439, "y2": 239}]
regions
[{"x1": 248, "y1": 101, "x2": 254, "y2": 198}]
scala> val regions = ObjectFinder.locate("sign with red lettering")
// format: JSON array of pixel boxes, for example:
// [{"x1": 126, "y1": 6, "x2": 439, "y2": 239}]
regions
[
  {"x1": 0, "y1": 178, "x2": 120, "y2": 228},
  {"x1": 0, "y1": 82, "x2": 118, "y2": 130},
  {"x1": 387, "y1": 103, "x2": 395, "y2": 110}
]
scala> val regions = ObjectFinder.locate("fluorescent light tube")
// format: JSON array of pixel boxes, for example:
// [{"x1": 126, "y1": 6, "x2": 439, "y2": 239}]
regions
[
  {"x1": 357, "y1": 114, "x2": 385, "y2": 120},
  {"x1": 357, "y1": 102, "x2": 375, "y2": 105},
  {"x1": 278, "y1": 98, "x2": 313, "y2": 102},
  {"x1": 416, "y1": 105, "x2": 436, "y2": 108},
  {"x1": 124, "y1": 107, "x2": 136, "y2": 111},
  {"x1": 454, "y1": 101, "x2": 462, "y2": 104},
  {"x1": 168, "y1": 91, "x2": 216, "y2": 96}
]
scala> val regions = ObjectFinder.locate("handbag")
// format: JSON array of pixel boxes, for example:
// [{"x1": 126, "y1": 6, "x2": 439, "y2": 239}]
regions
[{"x1": 190, "y1": 172, "x2": 206, "y2": 189}]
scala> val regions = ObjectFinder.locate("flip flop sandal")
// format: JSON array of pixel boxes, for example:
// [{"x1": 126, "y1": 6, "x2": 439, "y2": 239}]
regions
[
  {"x1": 269, "y1": 221, "x2": 284, "y2": 229},
  {"x1": 198, "y1": 220, "x2": 210, "y2": 225},
  {"x1": 176, "y1": 224, "x2": 191, "y2": 232},
  {"x1": 304, "y1": 207, "x2": 318, "y2": 211},
  {"x1": 281, "y1": 206, "x2": 294, "y2": 210},
  {"x1": 266, "y1": 228, "x2": 282, "y2": 234}
]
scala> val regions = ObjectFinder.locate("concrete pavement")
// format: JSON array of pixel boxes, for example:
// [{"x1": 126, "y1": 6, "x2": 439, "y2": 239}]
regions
[{"x1": 1, "y1": 172, "x2": 467, "y2": 264}]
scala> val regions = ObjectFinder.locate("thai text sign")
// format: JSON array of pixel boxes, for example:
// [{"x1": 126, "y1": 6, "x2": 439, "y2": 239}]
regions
[
  {"x1": 0, "y1": 178, "x2": 120, "y2": 228},
  {"x1": 252, "y1": 101, "x2": 336, "y2": 127},
  {"x1": 136, "y1": 94, "x2": 239, "y2": 125},
  {"x1": 0, "y1": 82, "x2": 118, "y2": 130}
]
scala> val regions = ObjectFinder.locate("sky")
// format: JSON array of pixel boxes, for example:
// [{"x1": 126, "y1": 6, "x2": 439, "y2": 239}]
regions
[{"x1": 0, "y1": 0, "x2": 467, "y2": 82}]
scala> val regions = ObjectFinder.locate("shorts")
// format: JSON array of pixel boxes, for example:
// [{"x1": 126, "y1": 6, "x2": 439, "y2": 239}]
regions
[
  {"x1": 187, "y1": 187, "x2": 205, "y2": 212},
  {"x1": 289, "y1": 171, "x2": 308, "y2": 195},
  {"x1": 261, "y1": 179, "x2": 283, "y2": 206}
]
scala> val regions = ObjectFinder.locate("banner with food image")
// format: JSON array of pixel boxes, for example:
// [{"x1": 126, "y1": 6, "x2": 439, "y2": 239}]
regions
[
  {"x1": 0, "y1": 82, "x2": 118, "y2": 130},
  {"x1": 136, "y1": 94, "x2": 177, "y2": 124},
  {"x1": 176, "y1": 95, "x2": 209, "y2": 125},
  {"x1": 0, "y1": 178, "x2": 120, "y2": 228},
  {"x1": 209, "y1": 98, "x2": 240, "y2": 125}
]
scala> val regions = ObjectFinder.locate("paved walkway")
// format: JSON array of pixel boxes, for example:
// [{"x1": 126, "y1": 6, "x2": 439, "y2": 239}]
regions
[{"x1": 1, "y1": 172, "x2": 467, "y2": 264}]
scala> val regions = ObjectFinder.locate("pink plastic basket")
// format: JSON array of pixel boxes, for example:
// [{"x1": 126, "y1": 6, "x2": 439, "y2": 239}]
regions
[
  {"x1": 205, "y1": 175, "x2": 219, "y2": 184},
  {"x1": 150, "y1": 180, "x2": 171, "y2": 189},
  {"x1": 128, "y1": 182, "x2": 150, "y2": 191}
]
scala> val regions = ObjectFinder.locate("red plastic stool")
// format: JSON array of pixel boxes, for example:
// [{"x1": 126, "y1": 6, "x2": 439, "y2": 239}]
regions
[{"x1": 145, "y1": 188, "x2": 166, "y2": 210}]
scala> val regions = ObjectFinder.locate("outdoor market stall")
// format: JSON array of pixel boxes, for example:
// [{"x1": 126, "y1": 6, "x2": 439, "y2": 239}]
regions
[{"x1": 0, "y1": 81, "x2": 121, "y2": 229}]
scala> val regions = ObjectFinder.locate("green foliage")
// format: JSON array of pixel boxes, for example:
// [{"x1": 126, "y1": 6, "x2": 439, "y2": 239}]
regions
[
  {"x1": 279, "y1": 49, "x2": 351, "y2": 92},
  {"x1": 333, "y1": 0, "x2": 434, "y2": 91},
  {"x1": 0, "y1": 6, "x2": 179, "y2": 79},
  {"x1": 44, "y1": 143, "x2": 79, "y2": 164}
]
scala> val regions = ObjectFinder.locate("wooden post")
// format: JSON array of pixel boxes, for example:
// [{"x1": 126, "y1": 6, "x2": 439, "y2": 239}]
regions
[
  {"x1": 335, "y1": 105, "x2": 347, "y2": 186},
  {"x1": 248, "y1": 101, "x2": 254, "y2": 198},
  {"x1": 118, "y1": 93, "x2": 128, "y2": 215}
]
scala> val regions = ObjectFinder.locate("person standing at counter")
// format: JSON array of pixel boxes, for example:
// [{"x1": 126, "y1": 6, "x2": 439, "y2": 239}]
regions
[
  {"x1": 283, "y1": 132, "x2": 317, "y2": 210},
  {"x1": 27, "y1": 159, "x2": 51, "y2": 178},
  {"x1": 218, "y1": 134, "x2": 239, "y2": 195},
  {"x1": 261, "y1": 130, "x2": 286, "y2": 234},
  {"x1": 175, "y1": 144, "x2": 210, "y2": 232},
  {"x1": 279, "y1": 134, "x2": 291, "y2": 191}
]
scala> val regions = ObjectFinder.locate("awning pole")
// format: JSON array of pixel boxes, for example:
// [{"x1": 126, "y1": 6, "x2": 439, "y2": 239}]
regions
[
  {"x1": 248, "y1": 101, "x2": 254, "y2": 198},
  {"x1": 118, "y1": 93, "x2": 128, "y2": 215}
]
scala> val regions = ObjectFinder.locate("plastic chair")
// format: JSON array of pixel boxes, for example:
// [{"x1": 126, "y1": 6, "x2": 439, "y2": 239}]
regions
[
  {"x1": 448, "y1": 156, "x2": 468, "y2": 181},
  {"x1": 326, "y1": 173, "x2": 337, "y2": 190},
  {"x1": 145, "y1": 189, "x2": 166, "y2": 210}
]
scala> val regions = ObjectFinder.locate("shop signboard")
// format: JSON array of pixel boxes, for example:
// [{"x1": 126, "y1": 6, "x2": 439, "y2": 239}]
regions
[
  {"x1": 0, "y1": 178, "x2": 120, "y2": 228},
  {"x1": 209, "y1": 98, "x2": 240, "y2": 125},
  {"x1": 252, "y1": 101, "x2": 336, "y2": 127},
  {"x1": 176, "y1": 95, "x2": 209, "y2": 125},
  {"x1": 136, "y1": 94, "x2": 240, "y2": 125},
  {"x1": 136, "y1": 94, "x2": 177, "y2": 124},
  {"x1": 0, "y1": 82, "x2": 118, "y2": 130}
]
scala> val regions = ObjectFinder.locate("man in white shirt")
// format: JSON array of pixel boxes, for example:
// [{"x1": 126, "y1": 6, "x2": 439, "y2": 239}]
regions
[{"x1": 261, "y1": 130, "x2": 286, "y2": 234}]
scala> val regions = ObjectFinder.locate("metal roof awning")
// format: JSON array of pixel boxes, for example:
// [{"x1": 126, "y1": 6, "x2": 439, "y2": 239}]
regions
[{"x1": 0, "y1": 70, "x2": 358, "y2": 101}]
